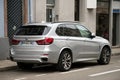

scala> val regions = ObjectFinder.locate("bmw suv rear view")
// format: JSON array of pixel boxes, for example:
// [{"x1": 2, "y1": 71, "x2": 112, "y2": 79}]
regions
[{"x1": 10, "y1": 22, "x2": 111, "y2": 71}]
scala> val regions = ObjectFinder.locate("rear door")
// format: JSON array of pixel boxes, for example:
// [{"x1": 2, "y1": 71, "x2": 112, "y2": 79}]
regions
[{"x1": 60, "y1": 24, "x2": 86, "y2": 61}]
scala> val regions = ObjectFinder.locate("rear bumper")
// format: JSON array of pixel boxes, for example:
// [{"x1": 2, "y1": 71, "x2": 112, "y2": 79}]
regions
[
  {"x1": 10, "y1": 48, "x2": 59, "y2": 64},
  {"x1": 10, "y1": 57, "x2": 47, "y2": 63}
]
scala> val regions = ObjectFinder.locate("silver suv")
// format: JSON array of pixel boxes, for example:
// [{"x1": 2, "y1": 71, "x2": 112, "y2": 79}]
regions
[{"x1": 10, "y1": 22, "x2": 111, "y2": 71}]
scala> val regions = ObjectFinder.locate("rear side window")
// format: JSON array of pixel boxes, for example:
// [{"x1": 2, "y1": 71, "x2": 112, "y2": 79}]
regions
[
  {"x1": 56, "y1": 24, "x2": 65, "y2": 36},
  {"x1": 64, "y1": 24, "x2": 81, "y2": 37},
  {"x1": 15, "y1": 25, "x2": 50, "y2": 35},
  {"x1": 56, "y1": 24, "x2": 81, "y2": 37}
]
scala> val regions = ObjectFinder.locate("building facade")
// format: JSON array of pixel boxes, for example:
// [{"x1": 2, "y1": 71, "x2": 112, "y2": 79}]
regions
[{"x1": 0, "y1": 0, "x2": 27, "y2": 59}]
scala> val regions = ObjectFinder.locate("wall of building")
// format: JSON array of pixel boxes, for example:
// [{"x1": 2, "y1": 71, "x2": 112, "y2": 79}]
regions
[
  {"x1": 80, "y1": 0, "x2": 96, "y2": 33},
  {"x1": 55, "y1": 0, "x2": 74, "y2": 21},
  {"x1": 113, "y1": 1, "x2": 120, "y2": 9},
  {"x1": 0, "y1": 0, "x2": 4, "y2": 37},
  {"x1": 35, "y1": 0, "x2": 46, "y2": 22},
  {"x1": 0, "y1": 0, "x2": 9, "y2": 60},
  {"x1": 28, "y1": 0, "x2": 46, "y2": 23},
  {"x1": 0, "y1": 38, "x2": 9, "y2": 60}
]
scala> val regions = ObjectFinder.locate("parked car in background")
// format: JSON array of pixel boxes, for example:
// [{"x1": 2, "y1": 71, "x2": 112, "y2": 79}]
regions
[{"x1": 10, "y1": 22, "x2": 111, "y2": 71}]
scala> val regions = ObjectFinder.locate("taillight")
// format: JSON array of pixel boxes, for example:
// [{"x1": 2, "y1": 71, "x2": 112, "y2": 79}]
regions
[
  {"x1": 36, "y1": 37, "x2": 54, "y2": 45},
  {"x1": 11, "y1": 39, "x2": 20, "y2": 45}
]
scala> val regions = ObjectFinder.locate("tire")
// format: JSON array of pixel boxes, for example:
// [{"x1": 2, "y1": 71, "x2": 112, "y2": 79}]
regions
[
  {"x1": 97, "y1": 47, "x2": 111, "y2": 65},
  {"x1": 17, "y1": 62, "x2": 33, "y2": 69},
  {"x1": 57, "y1": 50, "x2": 72, "y2": 71}
]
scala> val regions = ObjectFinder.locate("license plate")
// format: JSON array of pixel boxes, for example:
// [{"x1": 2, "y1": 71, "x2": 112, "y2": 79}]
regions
[{"x1": 22, "y1": 41, "x2": 32, "y2": 45}]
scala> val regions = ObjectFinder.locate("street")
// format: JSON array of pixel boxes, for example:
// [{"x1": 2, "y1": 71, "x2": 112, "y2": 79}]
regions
[{"x1": 0, "y1": 55, "x2": 120, "y2": 80}]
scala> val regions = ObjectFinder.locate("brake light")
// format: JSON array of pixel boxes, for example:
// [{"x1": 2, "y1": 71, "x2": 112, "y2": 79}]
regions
[
  {"x1": 11, "y1": 39, "x2": 20, "y2": 45},
  {"x1": 36, "y1": 37, "x2": 54, "y2": 45}
]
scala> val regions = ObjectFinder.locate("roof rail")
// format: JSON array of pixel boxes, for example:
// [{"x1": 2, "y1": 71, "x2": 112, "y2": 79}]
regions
[{"x1": 53, "y1": 21, "x2": 79, "y2": 23}]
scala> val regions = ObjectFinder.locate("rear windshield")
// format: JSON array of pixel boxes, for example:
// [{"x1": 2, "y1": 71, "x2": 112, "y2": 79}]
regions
[{"x1": 15, "y1": 25, "x2": 51, "y2": 35}]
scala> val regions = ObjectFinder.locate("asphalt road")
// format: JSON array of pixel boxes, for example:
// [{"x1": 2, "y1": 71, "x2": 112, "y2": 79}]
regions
[{"x1": 0, "y1": 55, "x2": 120, "y2": 80}]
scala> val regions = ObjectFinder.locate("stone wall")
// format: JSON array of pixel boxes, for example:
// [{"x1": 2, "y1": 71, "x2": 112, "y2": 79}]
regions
[{"x1": 0, "y1": 38, "x2": 9, "y2": 60}]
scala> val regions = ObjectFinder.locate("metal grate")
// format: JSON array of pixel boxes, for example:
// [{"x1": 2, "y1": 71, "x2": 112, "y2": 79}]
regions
[{"x1": 7, "y1": 0, "x2": 23, "y2": 40}]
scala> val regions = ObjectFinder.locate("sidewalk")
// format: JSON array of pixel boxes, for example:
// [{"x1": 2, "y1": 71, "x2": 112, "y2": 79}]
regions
[
  {"x1": 112, "y1": 47, "x2": 120, "y2": 56},
  {"x1": 0, "y1": 60, "x2": 16, "y2": 71},
  {"x1": 0, "y1": 48, "x2": 120, "y2": 71}
]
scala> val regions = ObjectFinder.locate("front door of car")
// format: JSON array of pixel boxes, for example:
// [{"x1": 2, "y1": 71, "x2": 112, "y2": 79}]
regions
[
  {"x1": 76, "y1": 24, "x2": 100, "y2": 59},
  {"x1": 84, "y1": 38, "x2": 100, "y2": 58},
  {"x1": 67, "y1": 37, "x2": 86, "y2": 61}
]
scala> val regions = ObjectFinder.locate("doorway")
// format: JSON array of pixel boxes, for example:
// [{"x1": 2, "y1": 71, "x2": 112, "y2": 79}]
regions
[
  {"x1": 96, "y1": 0, "x2": 110, "y2": 40},
  {"x1": 113, "y1": 13, "x2": 120, "y2": 46},
  {"x1": 7, "y1": 0, "x2": 23, "y2": 39},
  {"x1": 96, "y1": 14, "x2": 109, "y2": 40}
]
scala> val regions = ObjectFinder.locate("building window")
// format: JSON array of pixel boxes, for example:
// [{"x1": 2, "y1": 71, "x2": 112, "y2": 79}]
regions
[
  {"x1": 46, "y1": 8, "x2": 52, "y2": 22},
  {"x1": 46, "y1": 0, "x2": 55, "y2": 22},
  {"x1": 47, "y1": 0, "x2": 55, "y2": 4},
  {"x1": 75, "y1": 0, "x2": 79, "y2": 21}
]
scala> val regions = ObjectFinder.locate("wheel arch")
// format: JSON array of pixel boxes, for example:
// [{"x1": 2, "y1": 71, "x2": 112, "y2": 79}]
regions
[
  {"x1": 58, "y1": 47, "x2": 73, "y2": 62},
  {"x1": 101, "y1": 45, "x2": 111, "y2": 53},
  {"x1": 99, "y1": 45, "x2": 111, "y2": 59}
]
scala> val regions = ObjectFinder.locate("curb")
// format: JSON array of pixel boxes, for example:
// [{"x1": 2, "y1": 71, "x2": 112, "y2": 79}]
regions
[
  {"x1": 0, "y1": 66, "x2": 17, "y2": 72},
  {"x1": 0, "y1": 60, "x2": 17, "y2": 72},
  {"x1": 112, "y1": 52, "x2": 120, "y2": 56}
]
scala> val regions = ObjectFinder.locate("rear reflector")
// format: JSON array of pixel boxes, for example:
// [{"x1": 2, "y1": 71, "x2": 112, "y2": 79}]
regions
[
  {"x1": 36, "y1": 37, "x2": 54, "y2": 45},
  {"x1": 11, "y1": 39, "x2": 20, "y2": 45}
]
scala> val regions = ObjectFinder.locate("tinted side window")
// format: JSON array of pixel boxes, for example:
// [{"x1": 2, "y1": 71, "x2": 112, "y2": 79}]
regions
[
  {"x1": 76, "y1": 25, "x2": 91, "y2": 38},
  {"x1": 56, "y1": 24, "x2": 65, "y2": 36},
  {"x1": 56, "y1": 24, "x2": 81, "y2": 37},
  {"x1": 65, "y1": 24, "x2": 81, "y2": 37}
]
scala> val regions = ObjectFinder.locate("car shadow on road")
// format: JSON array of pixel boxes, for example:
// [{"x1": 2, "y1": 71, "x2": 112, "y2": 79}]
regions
[
  {"x1": 16, "y1": 61, "x2": 99, "y2": 73},
  {"x1": 72, "y1": 61, "x2": 98, "y2": 69}
]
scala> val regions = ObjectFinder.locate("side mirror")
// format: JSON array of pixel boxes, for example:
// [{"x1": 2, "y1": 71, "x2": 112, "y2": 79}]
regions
[{"x1": 91, "y1": 33, "x2": 96, "y2": 38}]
